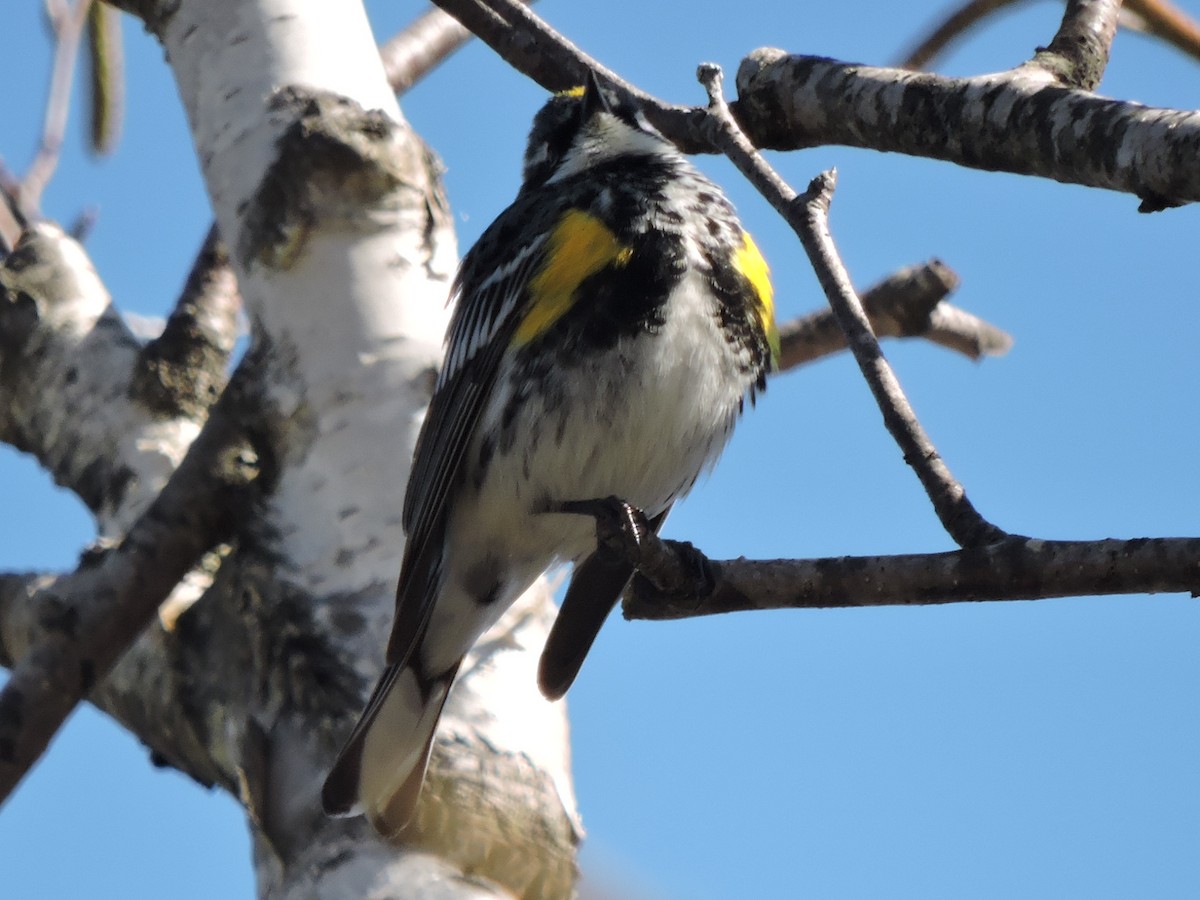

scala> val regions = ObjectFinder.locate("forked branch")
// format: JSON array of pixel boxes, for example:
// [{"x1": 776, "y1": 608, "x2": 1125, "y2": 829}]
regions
[
  {"x1": 698, "y1": 63, "x2": 1005, "y2": 549},
  {"x1": 0, "y1": 356, "x2": 268, "y2": 808}
]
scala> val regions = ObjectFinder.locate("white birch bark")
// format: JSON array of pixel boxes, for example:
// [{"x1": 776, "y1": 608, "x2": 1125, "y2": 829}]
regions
[{"x1": 3, "y1": 0, "x2": 582, "y2": 896}]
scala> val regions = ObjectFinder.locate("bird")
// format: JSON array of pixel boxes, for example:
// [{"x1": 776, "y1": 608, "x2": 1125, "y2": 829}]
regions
[{"x1": 322, "y1": 75, "x2": 779, "y2": 838}]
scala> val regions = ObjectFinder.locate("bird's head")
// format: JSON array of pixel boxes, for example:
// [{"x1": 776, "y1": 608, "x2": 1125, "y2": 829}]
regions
[{"x1": 522, "y1": 74, "x2": 672, "y2": 188}]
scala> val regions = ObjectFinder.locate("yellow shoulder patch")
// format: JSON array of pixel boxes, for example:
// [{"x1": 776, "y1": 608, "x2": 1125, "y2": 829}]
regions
[
  {"x1": 556, "y1": 85, "x2": 586, "y2": 99},
  {"x1": 513, "y1": 210, "x2": 632, "y2": 346},
  {"x1": 734, "y1": 231, "x2": 780, "y2": 366}
]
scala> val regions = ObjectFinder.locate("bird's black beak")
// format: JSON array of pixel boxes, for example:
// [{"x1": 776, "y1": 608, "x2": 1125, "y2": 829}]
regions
[{"x1": 581, "y1": 70, "x2": 613, "y2": 121}]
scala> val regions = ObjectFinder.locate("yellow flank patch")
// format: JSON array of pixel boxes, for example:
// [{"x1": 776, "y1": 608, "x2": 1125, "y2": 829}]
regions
[
  {"x1": 513, "y1": 210, "x2": 632, "y2": 346},
  {"x1": 734, "y1": 231, "x2": 780, "y2": 366},
  {"x1": 557, "y1": 85, "x2": 586, "y2": 99}
]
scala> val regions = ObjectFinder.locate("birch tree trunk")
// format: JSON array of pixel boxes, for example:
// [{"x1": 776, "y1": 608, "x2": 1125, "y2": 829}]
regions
[{"x1": 2, "y1": 0, "x2": 580, "y2": 896}]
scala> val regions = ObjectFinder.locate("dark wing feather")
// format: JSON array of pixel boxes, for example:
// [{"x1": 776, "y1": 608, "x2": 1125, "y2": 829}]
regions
[
  {"x1": 385, "y1": 212, "x2": 551, "y2": 667},
  {"x1": 322, "y1": 662, "x2": 403, "y2": 814},
  {"x1": 537, "y1": 507, "x2": 672, "y2": 700}
]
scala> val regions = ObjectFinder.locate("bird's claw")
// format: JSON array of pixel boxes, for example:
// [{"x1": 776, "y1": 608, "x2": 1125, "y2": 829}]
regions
[{"x1": 556, "y1": 495, "x2": 651, "y2": 564}]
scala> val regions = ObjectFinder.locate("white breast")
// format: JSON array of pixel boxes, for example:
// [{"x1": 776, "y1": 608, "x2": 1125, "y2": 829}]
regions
[{"x1": 458, "y1": 270, "x2": 756, "y2": 574}]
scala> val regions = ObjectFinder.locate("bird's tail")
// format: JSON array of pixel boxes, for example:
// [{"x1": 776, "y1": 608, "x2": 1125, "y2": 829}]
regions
[{"x1": 322, "y1": 658, "x2": 461, "y2": 838}]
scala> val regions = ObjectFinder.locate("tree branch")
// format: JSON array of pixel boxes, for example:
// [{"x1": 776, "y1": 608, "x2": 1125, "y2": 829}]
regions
[
  {"x1": 0, "y1": 182, "x2": 22, "y2": 253},
  {"x1": 777, "y1": 259, "x2": 1012, "y2": 371},
  {"x1": 734, "y1": 48, "x2": 1198, "y2": 212},
  {"x1": 1124, "y1": 0, "x2": 1200, "y2": 63},
  {"x1": 381, "y1": 6, "x2": 474, "y2": 95},
  {"x1": 900, "y1": 0, "x2": 1200, "y2": 71},
  {"x1": 429, "y1": 0, "x2": 712, "y2": 151},
  {"x1": 0, "y1": 573, "x2": 52, "y2": 670},
  {"x1": 0, "y1": 224, "x2": 211, "y2": 534},
  {"x1": 1029, "y1": 0, "x2": 1122, "y2": 90},
  {"x1": 382, "y1": 1, "x2": 535, "y2": 96},
  {"x1": 899, "y1": 0, "x2": 1033, "y2": 70},
  {"x1": 0, "y1": 362, "x2": 267, "y2": 807},
  {"x1": 621, "y1": 535, "x2": 1200, "y2": 620},
  {"x1": 434, "y1": 1, "x2": 1200, "y2": 210},
  {"x1": 131, "y1": 225, "x2": 239, "y2": 420},
  {"x1": 698, "y1": 64, "x2": 1005, "y2": 548},
  {"x1": 19, "y1": 0, "x2": 94, "y2": 216},
  {"x1": 0, "y1": 554, "x2": 249, "y2": 793}
]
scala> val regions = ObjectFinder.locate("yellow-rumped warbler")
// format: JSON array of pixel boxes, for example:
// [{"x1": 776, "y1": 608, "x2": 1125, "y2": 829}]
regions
[{"x1": 322, "y1": 78, "x2": 779, "y2": 837}]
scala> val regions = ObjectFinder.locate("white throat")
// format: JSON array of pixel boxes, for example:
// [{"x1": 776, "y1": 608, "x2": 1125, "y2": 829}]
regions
[{"x1": 547, "y1": 115, "x2": 674, "y2": 184}]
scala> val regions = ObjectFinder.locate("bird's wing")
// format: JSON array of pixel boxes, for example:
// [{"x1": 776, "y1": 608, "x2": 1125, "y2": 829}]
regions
[
  {"x1": 385, "y1": 207, "x2": 553, "y2": 667},
  {"x1": 387, "y1": 195, "x2": 634, "y2": 667}
]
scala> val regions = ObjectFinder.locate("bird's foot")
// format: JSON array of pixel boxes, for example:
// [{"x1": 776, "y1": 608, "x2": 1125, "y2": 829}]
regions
[
  {"x1": 556, "y1": 496, "x2": 651, "y2": 564},
  {"x1": 556, "y1": 496, "x2": 713, "y2": 602}
]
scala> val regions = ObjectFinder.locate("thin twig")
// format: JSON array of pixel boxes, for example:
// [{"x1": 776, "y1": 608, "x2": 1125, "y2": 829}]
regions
[
  {"x1": 21, "y1": 0, "x2": 94, "y2": 216},
  {"x1": 697, "y1": 63, "x2": 1005, "y2": 548},
  {"x1": 383, "y1": 1, "x2": 536, "y2": 96},
  {"x1": 430, "y1": 0, "x2": 712, "y2": 152},
  {"x1": 899, "y1": 0, "x2": 1032, "y2": 70},
  {"x1": 794, "y1": 175, "x2": 1005, "y2": 547},
  {"x1": 921, "y1": 300, "x2": 1014, "y2": 359},
  {"x1": 1125, "y1": 0, "x2": 1200, "y2": 63},
  {"x1": 0, "y1": 186, "x2": 22, "y2": 254},
  {"x1": 42, "y1": 0, "x2": 69, "y2": 33},
  {"x1": 901, "y1": 0, "x2": 1200, "y2": 71}
]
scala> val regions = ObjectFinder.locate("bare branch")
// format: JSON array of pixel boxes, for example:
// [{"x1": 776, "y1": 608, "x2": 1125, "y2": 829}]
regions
[
  {"x1": 0, "y1": 366, "x2": 268, "y2": 807},
  {"x1": 0, "y1": 573, "x2": 52, "y2": 669},
  {"x1": 428, "y1": 0, "x2": 613, "y2": 91},
  {"x1": 899, "y1": 0, "x2": 1032, "y2": 70},
  {"x1": 1029, "y1": 0, "x2": 1122, "y2": 90},
  {"x1": 901, "y1": 0, "x2": 1200, "y2": 71},
  {"x1": 432, "y1": 0, "x2": 1200, "y2": 210},
  {"x1": 556, "y1": 482, "x2": 1200, "y2": 621},
  {"x1": 698, "y1": 63, "x2": 1004, "y2": 548},
  {"x1": 921, "y1": 300, "x2": 1014, "y2": 359},
  {"x1": 0, "y1": 187, "x2": 21, "y2": 253},
  {"x1": 735, "y1": 48, "x2": 1200, "y2": 212},
  {"x1": 777, "y1": 260, "x2": 1012, "y2": 371},
  {"x1": 383, "y1": 2, "x2": 535, "y2": 96},
  {"x1": 795, "y1": 175, "x2": 1003, "y2": 546},
  {"x1": 20, "y1": 0, "x2": 94, "y2": 215},
  {"x1": 43, "y1": 0, "x2": 70, "y2": 32},
  {"x1": 0, "y1": 558, "x2": 244, "y2": 793},
  {"x1": 1124, "y1": 0, "x2": 1200, "y2": 63},
  {"x1": 382, "y1": 6, "x2": 473, "y2": 95},
  {"x1": 621, "y1": 535, "x2": 1200, "y2": 620},
  {"x1": 430, "y1": 0, "x2": 713, "y2": 152},
  {"x1": 131, "y1": 225, "x2": 240, "y2": 420},
  {"x1": 0, "y1": 225, "x2": 210, "y2": 531}
]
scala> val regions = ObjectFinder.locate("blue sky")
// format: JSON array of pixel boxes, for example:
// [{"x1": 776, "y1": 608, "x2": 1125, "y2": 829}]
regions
[{"x1": 3, "y1": 2, "x2": 1200, "y2": 898}]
